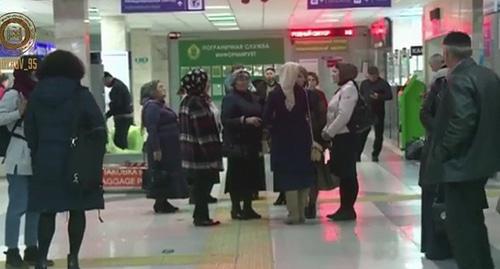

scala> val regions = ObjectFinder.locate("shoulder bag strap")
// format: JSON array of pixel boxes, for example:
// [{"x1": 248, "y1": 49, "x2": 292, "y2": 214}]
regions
[
  {"x1": 304, "y1": 89, "x2": 315, "y2": 145},
  {"x1": 70, "y1": 87, "x2": 84, "y2": 146}
]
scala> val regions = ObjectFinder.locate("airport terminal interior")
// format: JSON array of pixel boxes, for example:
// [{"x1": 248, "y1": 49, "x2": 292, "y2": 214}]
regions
[{"x1": 1, "y1": 0, "x2": 500, "y2": 268}]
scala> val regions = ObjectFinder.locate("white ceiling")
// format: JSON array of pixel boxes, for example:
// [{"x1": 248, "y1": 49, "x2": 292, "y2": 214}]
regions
[{"x1": 0, "y1": 0, "x2": 431, "y2": 34}]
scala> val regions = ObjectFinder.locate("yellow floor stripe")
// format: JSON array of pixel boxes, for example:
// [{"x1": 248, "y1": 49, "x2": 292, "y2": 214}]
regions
[{"x1": 198, "y1": 201, "x2": 273, "y2": 269}]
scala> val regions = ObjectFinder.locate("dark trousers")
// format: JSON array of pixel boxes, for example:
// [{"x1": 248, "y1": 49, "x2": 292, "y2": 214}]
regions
[
  {"x1": 358, "y1": 112, "x2": 385, "y2": 159},
  {"x1": 192, "y1": 179, "x2": 212, "y2": 221},
  {"x1": 444, "y1": 180, "x2": 494, "y2": 269},
  {"x1": 421, "y1": 185, "x2": 452, "y2": 259},
  {"x1": 114, "y1": 117, "x2": 133, "y2": 150},
  {"x1": 330, "y1": 133, "x2": 359, "y2": 211}
]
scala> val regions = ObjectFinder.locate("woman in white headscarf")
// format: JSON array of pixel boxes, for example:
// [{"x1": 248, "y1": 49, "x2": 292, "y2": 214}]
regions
[{"x1": 263, "y1": 62, "x2": 315, "y2": 225}]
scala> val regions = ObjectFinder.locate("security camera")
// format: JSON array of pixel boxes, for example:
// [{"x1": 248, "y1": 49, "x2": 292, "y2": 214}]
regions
[
  {"x1": 242, "y1": 0, "x2": 250, "y2": 3},
  {"x1": 261, "y1": 0, "x2": 269, "y2": 2}
]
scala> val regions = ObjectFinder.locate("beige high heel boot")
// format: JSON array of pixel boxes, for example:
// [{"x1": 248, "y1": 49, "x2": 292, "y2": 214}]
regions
[{"x1": 285, "y1": 191, "x2": 299, "y2": 225}]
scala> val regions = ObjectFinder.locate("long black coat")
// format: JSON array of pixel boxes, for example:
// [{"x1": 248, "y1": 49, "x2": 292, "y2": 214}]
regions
[
  {"x1": 419, "y1": 71, "x2": 447, "y2": 186},
  {"x1": 222, "y1": 90, "x2": 265, "y2": 193},
  {"x1": 263, "y1": 84, "x2": 314, "y2": 191},
  {"x1": 25, "y1": 78, "x2": 106, "y2": 213},
  {"x1": 425, "y1": 58, "x2": 500, "y2": 184}
]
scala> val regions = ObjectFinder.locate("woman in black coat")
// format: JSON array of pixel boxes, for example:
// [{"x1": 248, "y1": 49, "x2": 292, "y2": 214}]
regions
[
  {"x1": 141, "y1": 80, "x2": 188, "y2": 214},
  {"x1": 25, "y1": 50, "x2": 107, "y2": 269},
  {"x1": 222, "y1": 70, "x2": 264, "y2": 220}
]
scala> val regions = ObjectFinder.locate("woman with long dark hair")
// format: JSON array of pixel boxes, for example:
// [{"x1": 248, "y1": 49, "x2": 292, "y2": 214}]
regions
[
  {"x1": 25, "y1": 50, "x2": 106, "y2": 269},
  {"x1": 141, "y1": 80, "x2": 188, "y2": 213},
  {"x1": 322, "y1": 63, "x2": 360, "y2": 221}
]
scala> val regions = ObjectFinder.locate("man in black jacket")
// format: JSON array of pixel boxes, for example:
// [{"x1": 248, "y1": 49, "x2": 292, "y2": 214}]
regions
[
  {"x1": 358, "y1": 66, "x2": 393, "y2": 162},
  {"x1": 104, "y1": 72, "x2": 133, "y2": 149},
  {"x1": 425, "y1": 32, "x2": 500, "y2": 269}
]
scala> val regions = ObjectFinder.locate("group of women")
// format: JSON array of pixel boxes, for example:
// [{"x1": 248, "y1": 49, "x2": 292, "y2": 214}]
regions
[{"x1": 140, "y1": 61, "x2": 364, "y2": 226}]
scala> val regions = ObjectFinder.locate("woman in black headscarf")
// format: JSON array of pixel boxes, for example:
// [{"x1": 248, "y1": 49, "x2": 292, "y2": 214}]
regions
[{"x1": 179, "y1": 69, "x2": 223, "y2": 227}]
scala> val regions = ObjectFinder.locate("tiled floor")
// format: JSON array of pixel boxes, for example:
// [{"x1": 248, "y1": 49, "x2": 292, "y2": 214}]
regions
[{"x1": 1, "y1": 138, "x2": 500, "y2": 268}]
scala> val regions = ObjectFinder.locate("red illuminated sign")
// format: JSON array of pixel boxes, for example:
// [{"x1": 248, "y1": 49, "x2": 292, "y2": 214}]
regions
[
  {"x1": 370, "y1": 18, "x2": 392, "y2": 48},
  {"x1": 289, "y1": 28, "x2": 355, "y2": 39}
]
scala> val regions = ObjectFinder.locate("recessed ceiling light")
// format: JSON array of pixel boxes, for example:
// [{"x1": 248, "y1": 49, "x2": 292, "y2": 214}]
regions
[
  {"x1": 320, "y1": 13, "x2": 344, "y2": 19},
  {"x1": 84, "y1": 19, "x2": 90, "y2": 23},
  {"x1": 206, "y1": 13, "x2": 234, "y2": 18},
  {"x1": 212, "y1": 21, "x2": 238, "y2": 27},
  {"x1": 206, "y1": 5, "x2": 231, "y2": 10},
  {"x1": 315, "y1": 18, "x2": 340, "y2": 23},
  {"x1": 207, "y1": 16, "x2": 236, "y2": 21},
  {"x1": 219, "y1": 27, "x2": 240, "y2": 31}
]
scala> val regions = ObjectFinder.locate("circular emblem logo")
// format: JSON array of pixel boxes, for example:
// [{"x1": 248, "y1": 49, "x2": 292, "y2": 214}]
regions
[
  {"x1": 0, "y1": 13, "x2": 37, "y2": 56},
  {"x1": 187, "y1": 44, "x2": 201, "y2": 60}
]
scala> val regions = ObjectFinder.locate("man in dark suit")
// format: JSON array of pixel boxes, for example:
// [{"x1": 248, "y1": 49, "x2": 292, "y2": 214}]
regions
[
  {"x1": 425, "y1": 31, "x2": 500, "y2": 269},
  {"x1": 104, "y1": 72, "x2": 133, "y2": 149}
]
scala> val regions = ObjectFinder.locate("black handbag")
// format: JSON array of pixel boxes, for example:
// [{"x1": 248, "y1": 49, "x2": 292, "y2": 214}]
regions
[
  {"x1": 315, "y1": 161, "x2": 340, "y2": 191},
  {"x1": 345, "y1": 81, "x2": 376, "y2": 134},
  {"x1": 67, "y1": 88, "x2": 107, "y2": 191},
  {"x1": 405, "y1": 139, "x2": 425, "y2": 160}
]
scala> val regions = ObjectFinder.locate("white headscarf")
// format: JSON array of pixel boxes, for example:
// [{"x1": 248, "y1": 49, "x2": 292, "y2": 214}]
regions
[{"x1": 279, "y1": 62, "x2": 300, "y2": 111}]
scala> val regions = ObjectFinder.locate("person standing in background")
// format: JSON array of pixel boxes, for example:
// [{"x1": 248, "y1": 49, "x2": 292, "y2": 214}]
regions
[
  {"x1": 0, "y1": 73, "x2": 10, "y2": 99},
  {"x1": 104, "y1": 72, "x2": 133, "y2": 150},
  {"x1": 425, "y1": 31, "x2": 500, "y2": 269},
  {"x1": 307, "y1": 72, "x2": 328, "y2": 109},
  {"x1": 419, "y1": 53, "x2": 452, "y2": 261},
  {"x1": 358, "y1": 66, "x2": 393, "y2": 162},
  {"x1": 304, "y1": 71, "x2": 328, "y2": 219}
]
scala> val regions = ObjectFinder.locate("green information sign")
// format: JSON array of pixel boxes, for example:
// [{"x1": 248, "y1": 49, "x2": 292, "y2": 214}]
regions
[{"x1": 179, "y1": 38, "x2": 285, "y2": 66}]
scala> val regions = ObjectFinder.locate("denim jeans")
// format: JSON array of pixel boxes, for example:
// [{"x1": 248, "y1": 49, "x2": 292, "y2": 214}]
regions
[{"x1": 5, "y1": 168, "x2": 39, "y2": 248}]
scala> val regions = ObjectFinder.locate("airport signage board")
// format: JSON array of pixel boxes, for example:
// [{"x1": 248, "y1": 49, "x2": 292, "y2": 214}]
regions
[
  {"x1": 308, "y1": 0, "x2": 391, "y2": 9},
  {"x1": 294, "y1": 39, "x2": 349, "y2": 52},
  {"x1": 121, "y1": 0, "x2": 205, "y2": 13},
  {"x1": 179, "y1": 38, "x2": 284, "y2": 66}
]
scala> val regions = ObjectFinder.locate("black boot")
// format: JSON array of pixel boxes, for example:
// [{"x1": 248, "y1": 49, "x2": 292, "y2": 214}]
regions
[
  {"x1": 305, "y1": 204, "x2": 317, "y2": 219},
  {"x1": 4, "y1": 248, "x2": 28, "y2": 269},
  {"x1": 230, "y1": 193, "x2": 244, "y2": 220},
  {"x1": 34, "y1": 261, "x2": 48, "y2": 269},
  {"x1": 274, "y1": 192, "x2": 286, "y2": 206},
  {"x1": 242, "y1": 198, "x2": 261, "y2": 220},
  {"x1": 25, "y1": 246, "x2": 55, "y2": 267},
  {"x1": 67, "y1": 254, "x2": 80, "y2": 269}
]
